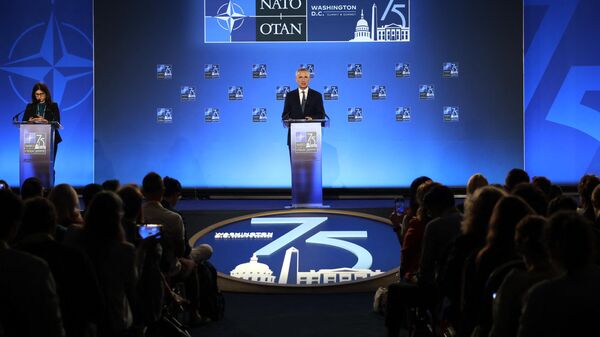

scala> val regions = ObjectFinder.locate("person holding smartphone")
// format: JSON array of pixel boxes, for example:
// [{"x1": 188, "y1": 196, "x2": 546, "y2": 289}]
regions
[{"x1": 22, "y1": 82, "x2": 62, "y2": 160}]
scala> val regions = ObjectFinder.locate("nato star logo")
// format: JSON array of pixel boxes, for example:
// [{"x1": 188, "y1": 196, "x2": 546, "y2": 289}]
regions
[
  {"x1": 215, "y1": 0, "x2": 246, "y2": 33},
  {"x1": 1, "y1": 12, "x2": 93, "y2": 111}
]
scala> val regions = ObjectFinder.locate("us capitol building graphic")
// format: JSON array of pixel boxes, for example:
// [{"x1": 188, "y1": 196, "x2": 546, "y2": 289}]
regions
[
  {"x1": 350, "y1": 4, "x2": 409, "y2": 42},
  {"x1": 230, "y1": 247, "x2": 383, "y2": 285}
]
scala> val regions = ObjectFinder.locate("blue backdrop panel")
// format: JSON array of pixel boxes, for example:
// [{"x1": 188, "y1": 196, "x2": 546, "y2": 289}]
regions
[
  {"x1": 0, "y1": 0, "x2": 93, "y2": 187},
  {"x1": 524, "y1": 0, "x2": 600, "y2": 183},
  {"x1": 94, "y1": 0, "x2": 523, "y2": 188}
]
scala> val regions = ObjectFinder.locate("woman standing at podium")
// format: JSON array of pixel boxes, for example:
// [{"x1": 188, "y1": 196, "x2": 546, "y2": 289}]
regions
[{"x1": 22, "y1": 82, "x2": 62, "y2": 159}]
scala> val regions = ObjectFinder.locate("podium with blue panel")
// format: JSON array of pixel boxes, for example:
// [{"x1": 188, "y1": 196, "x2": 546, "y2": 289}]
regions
[
  {"x1": 15, "y1": 122, "x2": 61, "y2": 189},
  {"x1": 285, "y1": 119, "x2": 327, "y2": 208}
]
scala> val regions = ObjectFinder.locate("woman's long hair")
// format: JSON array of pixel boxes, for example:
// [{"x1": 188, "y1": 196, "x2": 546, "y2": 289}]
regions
[
  {"x1": 477, "y1": 195, "x2": 534, "y2": 264},
  {"x1": 461, "y1": 186, "x2": 506, "y2": 241},
  {"x1": 48, "y1": 184, "x2": 81, "y2": 227},
  {"x1": 84, "y1": 191, "x2": 125, "y2": 244},
  {"x1": 30, "y1": 82, "x2": 53, "y2": 104}
]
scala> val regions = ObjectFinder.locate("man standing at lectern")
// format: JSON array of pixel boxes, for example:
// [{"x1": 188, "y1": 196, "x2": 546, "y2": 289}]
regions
[{"x1": 281, "y1": 68, "x2": 326, "y2": 146}]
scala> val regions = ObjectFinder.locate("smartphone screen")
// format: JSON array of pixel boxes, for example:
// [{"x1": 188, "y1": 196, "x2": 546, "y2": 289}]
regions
[
  {"x1": 395, "y1": 196, "x2": 405, "y2": 213},
  {"x1": 137, "y1": 224, "x2": 162, "y2": 239}
]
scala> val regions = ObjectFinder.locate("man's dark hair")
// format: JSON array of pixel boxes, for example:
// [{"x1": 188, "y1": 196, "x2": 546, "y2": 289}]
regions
[
  {"x1": 82, "y1": 183, "x2": 103, "y2": 210},
  {"x1": 532, "y1": 176, "x2": 553, "y2": 200},
  {"x1": 142, "y1": 172, "x2": 164, "y2": 198},
  {"x1": 0, "y1": 190, "x2": 24, "y2": 240},
  {"x1": 547, "y1": 195, "x2": 577, "y2": 216},
  {"x1": 163, "y1": 176, "x2": 182, "y2": 198},
  {"x1": 20, "y1": 197, "x2": 57, "y2": 238},
  {"x1": 515, "y1": 215, "x2": 548, "y2": 261},
  {"x1": 505, "y1": 168, "x2": 530, "y2": 192},
  {"x1": 21, "y1": 177, "x2": 44, "y2": 200},
  {"x1": 422, "y1": 184, "x2": 455, "y2": 216},
  {"x1": 512, "y1": 183, "x2": 548, "y2": 216},
  {"x1": 546, "y1": 211, "x2": 596, "y2": 271},
  {"x1": 102, "y1": 179, "x2": 120, "y2": 192}
]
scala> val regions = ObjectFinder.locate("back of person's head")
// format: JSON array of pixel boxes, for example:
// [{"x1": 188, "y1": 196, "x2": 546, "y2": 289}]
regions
[
  {"x1": 191, "y1": 244, "x2": 214, "y2": 264},
  {"x1": 20, "y1": 197, "x2": 57, "y2": 238},
  {"x1": 546, "y1": 211, "x2": 596, "y2": 271},
  {"x1": 515, "y1": 215, "x2": 549, "y2": 262},
  {"x1": 408, "y1": 176, "x2": 432, "y2": 211},
  {"x1": 511, "y1": 183, "x2": 548, "y2": 216},
  {"x1": 578, "y1": 174, "x2": 600, "y2": 209},
  {"x1": 549, "y1": 184, "x2": 563, "y2": 200},
  {"x1": 84, "y1": 191, "x2": 124, "y2": 243},
  {"x1": 142, "y1": 172, "x2": 164, "y2": 200},
  {"x1": 163, "y1": 176, "x2": 182, "y2": 198},
  {"x1": 101, "y1": 179, "x2": 120, "y2": 192},
  {"x1": 505, "y1": 168, "x2": 530, "y2": 192},
  {"x1": 0, "y1": 180, "x2": 11, "y2": 192},
  {"x1": 20, "y1": 177, "x2": 44, "y2": 200},
  {"x1": 466, "y1": 173, "x2": 489, "y2": 196},
  {"x1": 422, "y1": 184, "x2": 455, "y2": 218},
  {"x1": 462, "y1": 185, "x2": 507, "y2": 238},
  {"x1": 0, "y1": 190, "x2": 23, "y2": 241},
  {"x1": 48, "y1": 183, "x2": 80, "y2": 226},
  {"x1": 82, "y1": 183, "x2": 103, "y2": 210},
  {"x1": 532, "y1": 176, "x2": 553, "y2": 200},
  {"x1": 592, "y1": 184, "x2": 600, "y2": 216},
  {"x1": 485, "y1": 195, "x2": 534, "y2": 252},
  {"x1": 117, "y1": 185, "x2": 143, "y2": 221},
  {"x1": 547, "y1": 195, "x2": 578, "y2": 216}
]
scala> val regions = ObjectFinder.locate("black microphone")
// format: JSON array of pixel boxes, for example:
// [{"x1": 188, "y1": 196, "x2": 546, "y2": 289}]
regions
[{"x1": 12, "y1": 110, "x2": 24, "y2": 123}]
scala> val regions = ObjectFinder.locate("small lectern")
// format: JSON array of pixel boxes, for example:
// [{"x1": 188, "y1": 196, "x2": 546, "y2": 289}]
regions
[
  {"x1": 284, "y1": 119, "x2": 327, "y2": 208},
  {"x1": 15, "y1": 122, "x2": 61, "y2": 188}
]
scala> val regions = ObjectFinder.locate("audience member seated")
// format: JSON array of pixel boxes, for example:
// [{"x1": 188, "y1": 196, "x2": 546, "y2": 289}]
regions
[
  {"x1": 505, "y1": 168, "x2": 530, "y2": 193},
  {"x1": 547, "y1": 195, "x2": 577, "y2": 216},
  {"x1": 142, "y1": 172, "x2": 187, "y2": 276},
  {"x1": 518, "y1": 211, "x2": 600, "y2": 337},
  {"x1": 489, "y1": 215, "x2": 557, "y2": 337},
  {"x1": 577, "y1": 174, "x2": 600, "y2": 222},
  {"x1": 142, "y1": 173, "x2": 203, "y2": 325},
  {"x1": 162, "y1": 176, "x2": 193, "y2": 257},
  {"x1": 466, "y1": 173, "x2": 489, "y2": 199},
  {"x1": 102, "y1": 179, "x2": 120, "y2": 192},
  {"x1": 20, "y1": 176, "x2": 44, "y2": 200},
  {"x1": 389, "y1": 176, "x2": 432, "y2": 244},
  {"x1": 81, "y1": 183, "x2": 103, "y2": 215},
  {"x1": 511, "y1": 183, "x2": 548, "y2": 215},
  {"x1": 458, "y1": 173, "x2": 489, "y2": 213},
  {"x1": 0, "y1": 190, "x2": 64, "y2": 337},
  {"x1": 440, "y1": 186, "x2": 506, "y2": 329},
  {"x1": 418, "y1": 184, "x2": 463, "y2": 287},
  {"x1": 386, "y1": 183, "x2": 462, "y2": 337},
  {"x1": 400, "y1": 181, "x2": 436, "y2": 282},
  {"x1": 117, "y1": 184, "x2": 144, "y2": 245},
  {"x1": 531, "y1": 176, "x2": 553, "y2": 202},
  {"x1": 461, "y1": 195, "x2": 533, "y2": 337},
  {"x1": 48, "y1": 183, "x2": 84, "y2": 242},
  {"x1": 15, "y1": 197, "x2": 104, "y2": 337},
  {"x1": 67, "y1": 191, "x2": 139, "y2": 337}
]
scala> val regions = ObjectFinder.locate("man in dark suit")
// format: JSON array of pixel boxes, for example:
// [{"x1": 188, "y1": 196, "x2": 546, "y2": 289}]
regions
[{"x1": 281, "y1": 68, "x2": 326, "y2": 146}]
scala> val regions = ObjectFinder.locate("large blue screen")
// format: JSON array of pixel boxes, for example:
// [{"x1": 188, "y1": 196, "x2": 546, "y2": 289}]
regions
[
  {"x1": 94, "y1": 0, "x2": 523, "y2": 188},
  {"x1": 524, "y1": 0, "x2": 600, "y2": 183}
]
